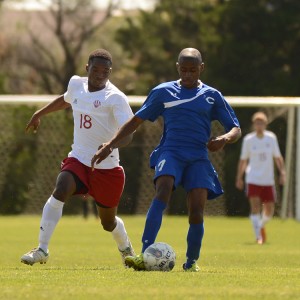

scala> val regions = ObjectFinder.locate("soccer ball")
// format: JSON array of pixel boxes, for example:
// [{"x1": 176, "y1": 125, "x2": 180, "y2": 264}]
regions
[{"x1": 143, "y1": 242, "x2": 176, "y2": 271}]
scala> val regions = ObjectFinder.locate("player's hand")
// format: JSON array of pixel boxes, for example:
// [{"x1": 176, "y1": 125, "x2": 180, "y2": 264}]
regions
[
  {"x1": 206, "y1": 136, "x2": 227, "y2": 152},
  {"x1": 91, "y1": 143, "x2": 113, "y2": 171},
  {"x1": 25, "y1": 114, "x2": 41, "y2": 134},
  {"x1": 235, "y1": 178, "x2": 244, "y2": 190},
  {"x1": 279, "y1": 172, "x2": 286, "y2": 185}
]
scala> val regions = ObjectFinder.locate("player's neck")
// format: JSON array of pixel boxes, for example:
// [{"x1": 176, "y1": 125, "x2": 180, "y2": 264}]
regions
[
  {"x1": 177, "y1": 79, "x2": 202, "y2": 89},
  {"x1": 256, "y1": 131, "x2": 265, "y2": 138},
  {"x1": 88, "y1": 80, "x2": 108, "y2": 92}
]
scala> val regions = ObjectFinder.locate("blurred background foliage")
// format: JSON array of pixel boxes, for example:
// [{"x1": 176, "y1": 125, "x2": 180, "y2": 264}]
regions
[
  {"x1": 0, "y1": 0, "x2": 296, "y2": 215},
  {"x1": 0, "y1": 0, "x2": 299, "y2": 96}
]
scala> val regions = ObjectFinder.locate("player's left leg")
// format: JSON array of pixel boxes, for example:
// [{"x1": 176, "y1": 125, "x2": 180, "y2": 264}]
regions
[
  {"x1": 260, "y1": 202, "x2": 275, "y2": 243},
  {"x1": 89, "y1": 166, "x2": 134, "y2": 267},
  {"x1": 183, "y1": 188, "x2": 206, "y2": 272},
  {"x1": 260, "y1": 186, "x2": 276, "y2": 243},
  {"x1": 97, "y1": 205, "x2": 135, "y2": 266},
  {"x1": 182, "y1": 159, "x2": 223, "y2": 271},
  {"x1": 262, "y1": 202, "x2": 274, "y2": 225}
]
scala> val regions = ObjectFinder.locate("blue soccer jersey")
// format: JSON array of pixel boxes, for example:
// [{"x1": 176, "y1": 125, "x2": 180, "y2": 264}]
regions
[{"x1": 136, "y1": 80, "x2": 240, "y2": 164}]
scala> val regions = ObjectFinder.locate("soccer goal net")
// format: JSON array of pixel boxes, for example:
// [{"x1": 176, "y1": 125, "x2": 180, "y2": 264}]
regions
[{"x1": 0, "y1": 95, "x2": 299, "y2": 220}]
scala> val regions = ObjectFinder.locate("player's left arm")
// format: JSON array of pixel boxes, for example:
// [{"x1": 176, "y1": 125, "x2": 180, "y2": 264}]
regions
[
  {"x1": 274, "y1": 156, "x2": 286, "y2": 185},
  {"x1": 207, "y1": 93, "x2": 241, "y2": 152},
  {"x1": 91, "y1": 116, "x2": 144, "y2": 170},
  {"x1": 207, "y1": 126, "x2": 241, "y2": 152}
]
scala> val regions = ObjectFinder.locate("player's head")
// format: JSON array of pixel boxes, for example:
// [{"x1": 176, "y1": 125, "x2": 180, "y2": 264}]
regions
[
  {"x1": 86, "y1": 49, "x2": 112, "y2": 91},
  {"x1": 176, "y1": 48, "x2": 204, "y2": 89},
  {"x1": 252, "y1": 112, "x2": 268, "y2": 123},
  {"x1": 88, "y1": 49, "x2": 113, "y2": 66},
  {"x1": 252, "y1": 112, "x2": 268, "y2": 133}
]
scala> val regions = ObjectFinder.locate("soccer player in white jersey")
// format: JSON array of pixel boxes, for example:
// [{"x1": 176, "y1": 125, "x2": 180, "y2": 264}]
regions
[
  {"x1": 91, "y1": 48, "x2": 241, "y2": 272},
  {"x1": 236, "y1": 112, "x2": 286, "y2": 244},
  {"x1": 21, "y1": 49, "x2": 135, "y2": 266}
]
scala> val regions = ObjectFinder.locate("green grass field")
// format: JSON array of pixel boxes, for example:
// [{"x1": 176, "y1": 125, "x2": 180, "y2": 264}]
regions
[{"x1": 0, "y1": 215, "x2": 299, "y2": 300}]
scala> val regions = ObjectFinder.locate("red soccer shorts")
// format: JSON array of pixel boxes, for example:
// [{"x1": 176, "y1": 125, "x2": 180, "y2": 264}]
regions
[
  {"x1": 246, "y1": 183, "x2": 276, "y2": 203},
  {"x1": 61, "y1": 157, "x2": 125, "y2": 208}
]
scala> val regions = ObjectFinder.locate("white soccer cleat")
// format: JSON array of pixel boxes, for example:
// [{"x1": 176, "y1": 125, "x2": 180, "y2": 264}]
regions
[
  {"x1": 119, "y1": 240, "x2": 135, "y2": 267},
  {"x1": 21, "y1": 248, "x2": 49, "y2": 266}
]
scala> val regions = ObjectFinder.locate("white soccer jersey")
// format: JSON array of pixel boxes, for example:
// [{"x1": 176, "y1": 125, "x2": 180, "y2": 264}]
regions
[
  {"x1": 240, "y1": 130, "x2": 282, "y2": 185},
  {"x1": 64, "y1": 76, "x2": 133, "y2": 169}
]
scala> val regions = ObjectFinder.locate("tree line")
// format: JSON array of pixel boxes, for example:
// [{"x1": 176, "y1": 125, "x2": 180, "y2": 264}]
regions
[{"x1": 0, "y1": 0, "x2": 299, "y2": 96}]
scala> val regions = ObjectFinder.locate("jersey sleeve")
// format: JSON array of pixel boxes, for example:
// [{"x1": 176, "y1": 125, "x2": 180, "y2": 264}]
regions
[
  {"x1": 240, "y1": 136, "x2": 250, "y2": 160},
  {"x1": 112, "y1": 94, "x2": 134, "y2": 128},
  {"x1": 63, "y1": 75, "x2": 81, "y2": 103},
  {"x1": 135, "y1": 88, "x2": 165, "y2": 122},
  {"x1": 272, "y1": 134, "x2": 282, "y2": 157},
  {"x1": 211, "y1": 91, "x2": 240, "y2": 132}
]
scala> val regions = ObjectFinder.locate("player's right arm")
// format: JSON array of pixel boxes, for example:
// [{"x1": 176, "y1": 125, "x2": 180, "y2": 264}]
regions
[
  {"x1": 91, "y1": 88, "x2": 163, "y2": 169},
  {"x1": 235, "y1": 159, "x2": 248, "y2": 190},
  {"x1": 25, "y1": 95, "x2": 70, "y2": 133}
]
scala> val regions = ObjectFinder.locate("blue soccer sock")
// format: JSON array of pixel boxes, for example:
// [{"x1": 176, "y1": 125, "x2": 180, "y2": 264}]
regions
[
  {"x1": 141, "y1": 198, "x2": 167, "y2": 252},
  {"x1": 185, "y1": 222, "x2": 204, "y2": 268}
]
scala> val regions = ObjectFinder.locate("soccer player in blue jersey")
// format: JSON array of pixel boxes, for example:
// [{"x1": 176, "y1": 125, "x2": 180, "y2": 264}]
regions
[{"x1": 91, "y1": 48, "x2": 241, "y2": 271}]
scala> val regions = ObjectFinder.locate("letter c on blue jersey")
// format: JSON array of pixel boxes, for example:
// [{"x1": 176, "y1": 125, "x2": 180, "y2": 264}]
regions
[{"x1": 205, "y1": 97, "x2": 215, "y2": 104}]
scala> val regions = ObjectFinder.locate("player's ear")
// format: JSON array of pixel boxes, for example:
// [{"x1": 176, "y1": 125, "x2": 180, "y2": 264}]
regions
[
  {"x1": 176, "y1": 62, "x2": 180, "y2": 74},
  {"x1": 85, "y1": 64, "x2": 89, "y2": 72},
  {"x1": 200, "y1": 62, "x2": 205, "y2": 72}
]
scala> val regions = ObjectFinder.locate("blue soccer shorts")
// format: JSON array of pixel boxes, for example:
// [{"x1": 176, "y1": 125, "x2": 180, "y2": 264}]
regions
[{"x1": 152, "y1": 151, "x2": 223, "y2": 200}]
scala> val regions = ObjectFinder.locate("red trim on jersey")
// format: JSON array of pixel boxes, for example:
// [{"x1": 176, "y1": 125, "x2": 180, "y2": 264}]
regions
[{"x1": 61, "y1": 157, "x2": 125, "y2": 208}]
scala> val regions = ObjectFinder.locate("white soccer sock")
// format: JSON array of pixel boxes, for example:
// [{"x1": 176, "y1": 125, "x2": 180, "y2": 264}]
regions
[
  {"x1": 38, "y1": 195, "x2": 64, "y2": 252},
  {"x1": 111, "y1": 216, "x2": 129, "y2": 251},
  {"x1": 250, "y1": 214, "x2": 262, "y2": 240},
  {"x1": 261, "y1": 214, "x2": 271, "y2": 227}
]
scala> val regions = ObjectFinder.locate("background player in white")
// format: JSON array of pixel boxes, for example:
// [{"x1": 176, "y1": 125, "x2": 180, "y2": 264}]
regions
[
  {"x1": 91, "y1": 48, "x2": 241, "y2": 272},
  {"x1": 21, "y1": 49, "x2": 135, "y2": 266},
  {"x1": 236, "y1": 112, "x2": 286, "y2": 244}
]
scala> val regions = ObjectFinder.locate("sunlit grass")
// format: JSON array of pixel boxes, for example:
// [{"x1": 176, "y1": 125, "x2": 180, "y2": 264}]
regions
[{"x1": 0, "y1": 215, "x2": 299, "y2": 299}]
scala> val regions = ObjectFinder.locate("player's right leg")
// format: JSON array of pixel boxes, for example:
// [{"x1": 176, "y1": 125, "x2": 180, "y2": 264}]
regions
[
  {"x1": 125, "y1": 152, "x2": 177, "y2": 271},
  {"x1": 143, "y1": 177, "x2": 173, "y2": 246},
  {"x1": 247, "y1": 189, "x2": 263, "y2": 243},
  {"x1": 125, "y1": 175, "x2": 174, "y2": 270},
  {"x1": 124, "y1": 197, "x2": 165, "y2": 270},
  {"x1": 21, "y1": 171, "x2": 78, "y2": 266},
  {"x1": 21, "y1": 248, "x2": 49, "y2": 266}
]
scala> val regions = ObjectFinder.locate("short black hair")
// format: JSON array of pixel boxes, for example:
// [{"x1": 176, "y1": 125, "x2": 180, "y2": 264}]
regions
[
  {"x1": 178, "y1": 48, "x2": 202, "y2": 64},
  {"x1": 88, "y1": 49, "x2": 112, "y2": 65}
]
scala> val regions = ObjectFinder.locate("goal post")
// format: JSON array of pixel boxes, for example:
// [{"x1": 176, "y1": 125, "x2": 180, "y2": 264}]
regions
[{"x1": 0, "y1": 95, "x2": 300, "y2": 220}]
